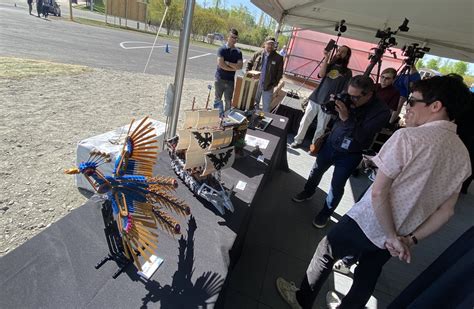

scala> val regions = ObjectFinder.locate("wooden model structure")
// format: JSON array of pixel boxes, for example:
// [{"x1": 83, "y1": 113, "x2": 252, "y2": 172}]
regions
[
  {"x1": 65, "y1": 117, "x2": 190, "y2": 275},
  {"x1": 167, "y1": 106, "x2": 247, "y2": 215},
  {"x1": 269, "y1": 80, "x2": 286, "y2": 112},
  {"x1": 232, "y1": 70, "x2": 261, "y2": 111}
]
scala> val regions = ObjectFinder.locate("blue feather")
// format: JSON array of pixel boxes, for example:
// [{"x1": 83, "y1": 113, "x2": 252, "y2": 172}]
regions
[
  {"x1": 79, "y1": 161, "x2": 97, "y2": 173},
  {"x1": 109, "y1": 192, "x2": 119, "y2": 214}
]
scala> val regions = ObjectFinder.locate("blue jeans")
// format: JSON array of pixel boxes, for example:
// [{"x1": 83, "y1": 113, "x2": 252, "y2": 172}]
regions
[
  {"x1": 303, "y1": 140, "x2": 362, "y2": 212},
  {"x1": 254, "y1": 84, "x2": 274, "y2": 112},
  {"x1": 214, "y1": 78, "x2": 234, "y2": 115}
]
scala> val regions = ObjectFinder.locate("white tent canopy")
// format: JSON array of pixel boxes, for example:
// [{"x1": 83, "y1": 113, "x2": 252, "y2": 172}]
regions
[{"x1": 251, "y1": 0, "x2": 474, "y2": 62}]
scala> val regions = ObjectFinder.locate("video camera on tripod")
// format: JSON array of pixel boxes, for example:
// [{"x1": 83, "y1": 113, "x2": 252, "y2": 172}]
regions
[
  {"x1": 364, "y1": 18, "x2": 410, "y2": 80},
  {"x1": 374, "y1": 18, "x2": 410, "y2": 49},
  {"x1": 401, "y1": 43, "x2": 430, "y2": 65}
]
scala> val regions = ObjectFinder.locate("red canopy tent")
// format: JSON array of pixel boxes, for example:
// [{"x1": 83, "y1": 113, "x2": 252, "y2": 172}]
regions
[{"x1": 285, "y1": 29, "x2": 404, "y2": 82}]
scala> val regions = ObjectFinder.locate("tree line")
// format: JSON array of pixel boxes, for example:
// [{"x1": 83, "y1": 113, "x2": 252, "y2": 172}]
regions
[
  {"x1": 416, "y1": 58, "x2": 473, "y2": 85},
  {"x1": 147, "y1": 0, "x2": 287, "y2": 47}
]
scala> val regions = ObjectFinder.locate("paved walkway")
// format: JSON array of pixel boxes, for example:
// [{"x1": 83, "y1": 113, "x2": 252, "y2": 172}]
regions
[{"x1": 223, "y1": 123, "x2": 474, "y2": 308}]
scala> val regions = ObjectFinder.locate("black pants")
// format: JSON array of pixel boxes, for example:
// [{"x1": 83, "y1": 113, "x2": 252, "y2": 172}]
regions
[{"x1": 295, "y1": 216, "x2": 391, "y2": 309}]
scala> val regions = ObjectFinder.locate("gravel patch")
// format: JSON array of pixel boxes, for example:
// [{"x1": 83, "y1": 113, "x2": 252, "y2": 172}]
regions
[{"x1": 0, "y1": 57, "x2": 213, "y2": 256}]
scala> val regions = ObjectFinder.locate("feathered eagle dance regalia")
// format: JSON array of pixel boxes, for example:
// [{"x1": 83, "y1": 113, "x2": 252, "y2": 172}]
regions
[{"x1": 65, "y1": 117, "x2": 190, "y2": 271}]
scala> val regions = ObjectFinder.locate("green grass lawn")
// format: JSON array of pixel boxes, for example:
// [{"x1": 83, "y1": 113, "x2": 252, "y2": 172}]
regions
[{"x1": 75, "y1": 2, "x2": 105, "y2": 14}]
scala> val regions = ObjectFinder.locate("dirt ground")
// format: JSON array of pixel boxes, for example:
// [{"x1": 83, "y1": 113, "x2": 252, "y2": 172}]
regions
[{"x1": 0, "y1": 57, "x2": 212, "y2": 256}]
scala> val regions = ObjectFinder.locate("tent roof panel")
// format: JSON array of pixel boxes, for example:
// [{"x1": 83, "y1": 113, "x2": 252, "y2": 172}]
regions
[{"x1": 251, "y1": 0, "x2": 474, "y2": 61}]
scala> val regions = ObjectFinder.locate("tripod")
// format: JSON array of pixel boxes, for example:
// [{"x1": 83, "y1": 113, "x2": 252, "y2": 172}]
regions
[{"x1": 363, "y1": 45, "x2": 386, "y2": 83}]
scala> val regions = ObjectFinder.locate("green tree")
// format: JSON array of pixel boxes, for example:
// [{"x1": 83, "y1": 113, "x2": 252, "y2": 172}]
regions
[
  {"x1": 464, "y1": 75, "x2": 474, "y2": 87},
  {"x1": 452, "y1": 61, "x2": 468, "y2": 76},
  {"x1": 192, "y1": 7, "x2": 225, "y2": 41},
  {"x1": 148, "y1": 0, "x2": 183, "y2": 36},
  {"x1": 213, "y1": 0, "x2": 221, "y2": 11},
  {"x1": 426, "y1": 58, "x2": 440, "y2": 71},
  {"x1": 415, "y1": 59, "x2": 424, "y2": 69},
  {"x1": 147, "y1": 0, "x2": 284, "y2": 48},
  {"x1": 438, "y1": 59, "x2": 454, "y2": 75},
  {"x1": 229, "y1": 5, "x2": 255, "y2": 28}
]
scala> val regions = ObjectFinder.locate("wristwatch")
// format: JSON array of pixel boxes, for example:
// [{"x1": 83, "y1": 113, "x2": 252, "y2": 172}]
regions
[{"x1": 408, "y1": 232, "x2": 418, "y2": 245}]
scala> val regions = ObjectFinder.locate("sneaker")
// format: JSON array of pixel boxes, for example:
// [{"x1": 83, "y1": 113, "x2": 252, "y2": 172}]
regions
[
  {"x1": 290, "y1": 141, "x2": 302, "y2": 149},
  {"x1": 333, "y1": 260, "x2": 351, "y2": 275},
  {"x1": 326, "y1": 291, "x2": 342, "y2": 309},
  {"x1": 312, "y1": 211, "x2": 330, "y2": 228},
  {"x1": 292, "y1": 191, "x2": 313, "y2": 202},
  {"x1": 276, "y1": 277, "x2": 302, "y2": 309}
]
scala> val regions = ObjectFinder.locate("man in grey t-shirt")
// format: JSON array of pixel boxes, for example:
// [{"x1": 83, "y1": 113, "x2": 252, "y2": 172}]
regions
[{"x1": 291, "y1": 46, "x2": 352, "y2": 155}]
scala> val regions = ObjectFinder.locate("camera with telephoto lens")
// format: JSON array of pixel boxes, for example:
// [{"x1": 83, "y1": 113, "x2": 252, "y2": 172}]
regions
[{"x1": 321, "y1": 93, "x2": 352, "y2": 115}]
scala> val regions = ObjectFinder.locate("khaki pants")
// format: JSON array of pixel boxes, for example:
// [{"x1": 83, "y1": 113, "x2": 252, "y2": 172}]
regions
[{"x1": 294, "y1": 100, "x2": 331, "y2": 144}]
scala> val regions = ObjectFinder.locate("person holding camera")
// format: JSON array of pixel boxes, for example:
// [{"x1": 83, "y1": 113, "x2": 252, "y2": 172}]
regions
[
  {"x1": 290, "y1": 45, "x2": 352, "y2": 155},
  {"x1": 277, "y1": 75, "x2": 471, "y2": 309},
  {"x1": 246, "y1": 36, "x2": 284, "y2": 112},
  {"x1": 292, "y1": 75, "x2": 390, "y2": 228}
]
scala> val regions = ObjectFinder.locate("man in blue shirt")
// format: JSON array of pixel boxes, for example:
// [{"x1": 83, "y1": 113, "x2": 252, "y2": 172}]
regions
[
  {"x1": 390, "y1": 63, "x2": 421, "y2": 123},
  {"x1": 214, "y1": 28, "x2": 243, "y2": 115}
]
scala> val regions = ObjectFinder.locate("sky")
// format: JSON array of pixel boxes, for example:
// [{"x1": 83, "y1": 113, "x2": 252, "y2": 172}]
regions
[
  {"x1": 195, "y1": 0, "x2": 473, "y2": 75},
  {"x1": 196, "y1": 0, "x2": 261, "y2": 16}
]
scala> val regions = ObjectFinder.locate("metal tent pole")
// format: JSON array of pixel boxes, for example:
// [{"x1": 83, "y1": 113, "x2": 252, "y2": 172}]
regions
[
  {"x1": 274, "y1": 14, "x2": 284, "y2": 40},
  {"x1": 167, "y1": 0, "x2": 196, "y2": 138}
]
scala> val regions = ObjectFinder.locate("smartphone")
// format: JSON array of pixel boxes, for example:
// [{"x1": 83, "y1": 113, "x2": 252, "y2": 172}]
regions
[{"x1": 325, "y1": 39, "x2": 336, "y2": 52}]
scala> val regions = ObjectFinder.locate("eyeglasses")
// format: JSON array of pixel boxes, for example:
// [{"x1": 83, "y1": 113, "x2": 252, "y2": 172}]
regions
[
  {"x1": 350, "y1": 92, "x2": 367, "y2": 102},
  {"x1": 406, "y1": 96, "x2": 432, "y2": 107}
]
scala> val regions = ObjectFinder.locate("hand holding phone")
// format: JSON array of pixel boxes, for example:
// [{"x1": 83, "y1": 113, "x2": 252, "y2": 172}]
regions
[{"x1": 325, "y1": 39, "x2": 336, "y2": 52}]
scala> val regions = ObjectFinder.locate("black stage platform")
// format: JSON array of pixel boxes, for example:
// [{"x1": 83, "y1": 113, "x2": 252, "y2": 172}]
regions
[{"x1": 0, "y1": 113, "x2": 289, "y2": 308}]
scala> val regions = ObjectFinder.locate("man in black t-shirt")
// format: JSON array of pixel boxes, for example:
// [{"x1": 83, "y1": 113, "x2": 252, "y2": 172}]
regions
[
  {"x1": 213, "y1": 28, "x2": 243, "y2": 115},
  {"x1": 291, "y1": 46, "x2": 352, "y2": 155}
]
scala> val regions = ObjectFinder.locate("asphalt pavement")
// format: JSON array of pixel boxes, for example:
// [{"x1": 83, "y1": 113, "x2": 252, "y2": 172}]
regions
[{"x1": 0, "y1": 1, "x2": 229, "y2": 80}]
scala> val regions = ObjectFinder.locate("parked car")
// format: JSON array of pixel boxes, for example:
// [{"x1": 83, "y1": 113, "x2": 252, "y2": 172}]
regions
[
  {"x1": 418, "y1": 68, "x2": 441, "y2": 79},
  {"x1": 42, "y1": 0, "x2": 61, "y2": 17},
  {"x1": 206, "y1": 33, "x2": 225, "y2": 44},
  {"x1": 213, "y1": 33, "x2": 225, "y2": 41}
]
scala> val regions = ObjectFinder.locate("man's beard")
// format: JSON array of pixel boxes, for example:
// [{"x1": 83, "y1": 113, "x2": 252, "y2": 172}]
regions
[{"x1": 331, "y1": 55, "x2": 346, "y2": 66}]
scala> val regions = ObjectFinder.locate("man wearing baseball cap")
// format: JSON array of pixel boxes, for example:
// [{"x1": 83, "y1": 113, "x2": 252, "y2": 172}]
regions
[{"x1": 246, "y1": 36, "x2": 284, "y2": 112}]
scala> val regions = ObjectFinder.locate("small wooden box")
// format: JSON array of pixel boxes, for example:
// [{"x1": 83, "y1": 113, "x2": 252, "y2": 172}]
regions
[{"x1": 232, "y1": 71, "x2": 261, "y2": 111}]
